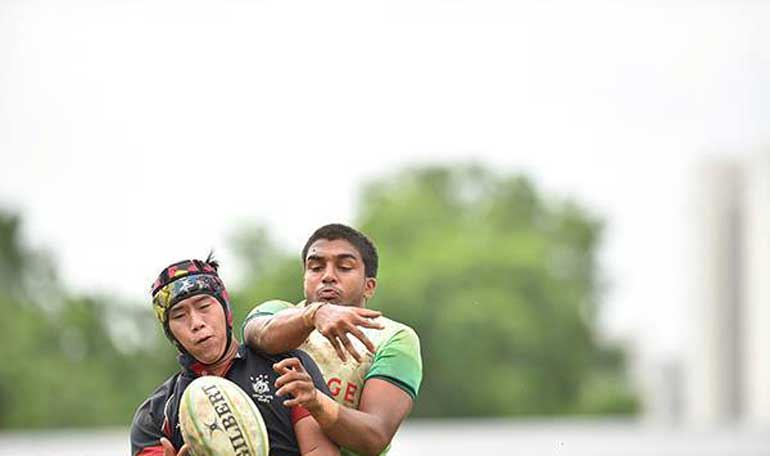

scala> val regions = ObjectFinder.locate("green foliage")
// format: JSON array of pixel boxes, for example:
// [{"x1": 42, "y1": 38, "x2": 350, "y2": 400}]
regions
[
  {"x1": 235, "y1": 164, "x2": 638, "y2": 417},
  {"x1": 0, "y1": 214, "x2": 176, "y2": 428},
  {"x1": 0, "y1": 162, "x2": 637, "y2": 428}
]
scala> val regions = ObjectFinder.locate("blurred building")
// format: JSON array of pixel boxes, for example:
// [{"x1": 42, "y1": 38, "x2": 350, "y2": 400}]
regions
[
  {"x1": 741, "y1": 154, "x2": 770, "y2": 424},
  {"x1": 682, "y1": 154, "x2": 770, "y2": 427},
  {"x1": 686, "y1": 160, "x2": 743, "y2": 425}
]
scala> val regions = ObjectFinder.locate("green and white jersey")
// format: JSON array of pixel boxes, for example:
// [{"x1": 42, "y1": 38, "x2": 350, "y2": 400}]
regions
[{"x1": 242, "y1": 300, "x2": 423, "y2": 456}]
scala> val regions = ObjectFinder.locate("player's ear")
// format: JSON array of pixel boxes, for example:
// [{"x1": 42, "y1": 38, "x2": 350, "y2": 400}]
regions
[{"x1": 363, "y1": 277, "x2": 377, "y2": 300}]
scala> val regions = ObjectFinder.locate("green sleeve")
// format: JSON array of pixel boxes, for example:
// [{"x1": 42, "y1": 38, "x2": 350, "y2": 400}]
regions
[
  {"x1": 239, "y1": 299, "x2": 293, "y2": 341},
  {"x1": 364, "y1": 326, "x2": 423, "y2": 400}
]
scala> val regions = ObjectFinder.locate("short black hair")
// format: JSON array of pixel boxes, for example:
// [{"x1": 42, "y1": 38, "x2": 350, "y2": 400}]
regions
[{"x1": 301, "y1": 223, "x2": 378, "y2": 278}]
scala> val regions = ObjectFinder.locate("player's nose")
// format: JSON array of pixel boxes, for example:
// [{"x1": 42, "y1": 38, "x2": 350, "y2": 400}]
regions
[{"x1": 321, "y1": 264, "x2": 337, "y2": 283}]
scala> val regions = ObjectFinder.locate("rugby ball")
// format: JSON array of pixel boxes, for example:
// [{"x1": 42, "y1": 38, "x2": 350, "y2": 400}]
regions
[{"x1": 179, "y1": 376, "x2": 270, "y2": 456}]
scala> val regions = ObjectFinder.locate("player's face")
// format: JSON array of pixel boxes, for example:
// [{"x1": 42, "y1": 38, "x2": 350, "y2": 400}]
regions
[
  {"x1": 303, "y1": 238, "x2": 376, "y2": 307},
  {"x1": 168, "y1": 294, "x2": 227, "y2": 364}
]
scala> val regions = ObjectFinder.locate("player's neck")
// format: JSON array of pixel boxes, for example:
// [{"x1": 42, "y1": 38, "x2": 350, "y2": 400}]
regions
[
  {"x1": 341, "y1": 298, "x2": 367, "y2": 308},
  {"x1": 205, "y1": 339, "x2": 240, "y2": 377}
]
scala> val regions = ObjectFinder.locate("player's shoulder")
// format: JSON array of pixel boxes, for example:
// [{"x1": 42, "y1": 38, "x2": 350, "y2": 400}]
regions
[
  {"x1": 377, "y1": 315, "x2": 419, "y2": 339},
  {"x1": 140, "y1": 373, "x2": 178, "y2": 407},
  {"x1": 247, "y1": 299, "x2": 300, "y2": 317},
  {"x1": 368, "y1": 315, "x2": 420, "y2": 353},
  {"x1": 257, "y1": 299, "x2": 300, "y2": 311},
  {"x1": 131, "y1": 373, "x2": 179, "y2": 430}
]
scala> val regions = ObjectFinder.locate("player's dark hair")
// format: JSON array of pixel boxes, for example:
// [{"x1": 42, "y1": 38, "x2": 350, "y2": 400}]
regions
[
  {"x1": 204, "y1": 250, "x2": 220, "y2": 271},
  {"x1": 301, "y1": 224, "x2": 378, "y2": 278}
]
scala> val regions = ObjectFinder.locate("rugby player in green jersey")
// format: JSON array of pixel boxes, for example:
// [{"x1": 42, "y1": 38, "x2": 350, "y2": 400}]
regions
[{"x1": 242, "y1": 224, "x2": 423, "y2": 456}]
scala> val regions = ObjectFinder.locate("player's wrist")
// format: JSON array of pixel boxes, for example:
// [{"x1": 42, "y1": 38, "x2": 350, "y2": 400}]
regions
[
  {"x1": 302, "y1": 302, "x2": 327, "y2": 329},
  {"x1": 307, "y1": 391, "x2": 340, "y2": 428},
  {"x1": 303, "y1": 387, "x2": 321, "y2": 412}
]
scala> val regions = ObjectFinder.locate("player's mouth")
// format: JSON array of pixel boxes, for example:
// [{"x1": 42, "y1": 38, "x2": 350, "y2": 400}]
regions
[
  {"x1": 196, "y1": 335, "x2": 214, "y2": 345},
  {"x1": 318, "y1": 287, "x2": 341, "y2": 300}
]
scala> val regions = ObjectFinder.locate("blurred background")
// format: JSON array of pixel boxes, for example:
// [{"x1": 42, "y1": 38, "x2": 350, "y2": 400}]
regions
[{"x1": 1, "y1": 0, "x2": 770, "y2": 454}]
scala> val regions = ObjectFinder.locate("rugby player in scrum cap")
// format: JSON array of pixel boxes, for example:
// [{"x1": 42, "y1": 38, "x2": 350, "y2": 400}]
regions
[{"x1": 130, "y1": 256, "x2": 339, "y2": 456}]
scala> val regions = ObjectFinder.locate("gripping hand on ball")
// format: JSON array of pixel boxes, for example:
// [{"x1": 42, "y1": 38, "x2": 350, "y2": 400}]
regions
[{"x1": 160, "y1": 437, "x2": 189, "y2": 456}]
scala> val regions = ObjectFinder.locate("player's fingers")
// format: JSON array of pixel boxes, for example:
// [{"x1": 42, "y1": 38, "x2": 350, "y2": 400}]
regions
[
  {"x1": 276, "y1": 377, "x2": 312, "y2": 398},
  {"x1": 354, "y1": 308, "x2": 382, "y2": 318},
  {"x1": 277, "y1": 384, "x2": 311, "y2": 399},
  {"x1": 282, "y1": 387, "x2": 315, "y2": 408},
  {"x1": 274, "y1": 375, "x2": 290, "y2": 390},
  {"x1": 291, "y1": 357, "x2": 307, "y2": 373},
  {"x1": 276, "y1": 383, "x2": 297, "y2": 398},
  {"x1": 274, "y1": 370, "x2": 305, "y2": 389},
  {"x1": 275, "y1": 375, "x2": 300, "y2": 397},
  {"x1": 177, "y1": 444, "x2": 190, "y2": 456},
  {"x1": 326, "y1": 333, "x2": 347, "y2": 362},
  {"x1": 339, "y1": 333, "x2": 363, "y2": 363},
  {"x1": 282, "y1": 397, "x2": 301, "y2": 408},
  {"x1": 276, "y1": 368, "x2": 311, "y2": 387},
  {"x1": 273, "y1": 357, "x2": 302, "y2": 374},
  {"x1": 356, "y1": 316, "x2": 385, "y2": 330},
  {"x1": 274, "y1": 357, "x2": 302, "y2": 370},
  {"x1": 348, "y1": 326, "x2": 376, "y2": 354},
  {"x1": 160, "y1": 437, "x2": 175, "y2": 456}
]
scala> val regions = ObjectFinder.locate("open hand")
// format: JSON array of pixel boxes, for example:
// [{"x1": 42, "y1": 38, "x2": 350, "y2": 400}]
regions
[{"x1": 313, "y1": 304, "x2": 384, "y2": 363}]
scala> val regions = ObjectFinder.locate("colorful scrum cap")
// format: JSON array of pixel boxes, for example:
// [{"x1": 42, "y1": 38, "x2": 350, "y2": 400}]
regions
[{"x1": 150, "y1": 259, "x2": 233, "y2": 350}]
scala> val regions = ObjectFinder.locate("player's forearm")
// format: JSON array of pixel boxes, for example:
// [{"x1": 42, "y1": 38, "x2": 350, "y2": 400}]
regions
[
  {"x1": 244, "y1": 310, "x2": 314, "y2": 354},
  {"x1": 295, "y1": 419, "x2": 341, "y2": 456},
  {"x1": 302, "y1": 443, "x2": 340, "y2": 456},
  {"x1": 307, "y1": 394, "x2": 391, "y2": 456},
  {"x1": 303, "y1": 448, "x2": 334, "y2": 456}
]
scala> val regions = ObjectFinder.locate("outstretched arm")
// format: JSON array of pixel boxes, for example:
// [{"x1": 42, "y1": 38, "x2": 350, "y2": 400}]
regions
[
  {"x1": 308, "y1": 379, "x2": 412, "y2": 456},
  {"x1": 243, "y1": 303, "x2": 384, "y2": 362},
  {"x1": 274, "y1": 358, "x2": 413, "y2": 456},
  {"x1": 243, "y1": 307, "x2": 314, "y2": 355}
]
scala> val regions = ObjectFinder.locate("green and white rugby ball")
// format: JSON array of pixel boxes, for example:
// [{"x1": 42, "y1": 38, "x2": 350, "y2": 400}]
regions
[{"x1": 179, "y1": 376, "x2": 269, "y2": 456}]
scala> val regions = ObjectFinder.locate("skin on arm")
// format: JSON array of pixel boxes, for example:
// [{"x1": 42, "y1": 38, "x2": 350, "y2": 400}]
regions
[
  {"x1": 244, "y1": 304, "x2": 384, "y2": 362},
  {"x1": 312, "y1": 379, "x2": 412, "y2": 456},
  {"x1": 294, "y1": 414, "x2": 341, "y2": 456},
  {"x1": 274, "y1": 359, "x2": 413, "y2": 456},
  {"x1": 244, "y1": 310, "x2": 314, "y2": 355},
  {"x1": 271, "y1": 357, "x2": 339, "y2": 456}
]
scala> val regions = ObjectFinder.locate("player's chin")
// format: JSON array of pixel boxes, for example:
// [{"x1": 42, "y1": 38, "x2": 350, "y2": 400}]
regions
[
  {"x1": 191, "y1": 352, "x2": 217, "y2": 365},
  {"x1": 191, "y1": 345, "x2": 224, "y2": 365}
]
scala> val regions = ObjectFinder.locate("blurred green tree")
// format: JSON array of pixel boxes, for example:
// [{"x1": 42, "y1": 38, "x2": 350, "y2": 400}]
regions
[
  {"x1": 0, "y1": 212, "x2": 175, "y2": 428},
  {"x1": 0, "y1": 162, "x2": 637, "y2": 428},
  {"x1": 232, "y1": 163, "x2": 638, "y2": 417}
]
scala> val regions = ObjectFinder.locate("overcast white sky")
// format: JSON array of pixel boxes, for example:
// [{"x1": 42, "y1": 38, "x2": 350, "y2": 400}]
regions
[{"x1": 1, "y1": 0, "x2": 769, "y2": 360}]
